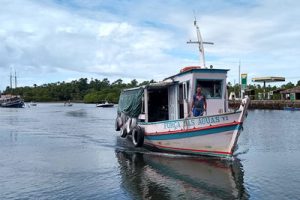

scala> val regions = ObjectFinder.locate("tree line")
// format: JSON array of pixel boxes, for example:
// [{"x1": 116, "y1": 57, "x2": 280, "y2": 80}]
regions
[
  {"x1": 2, "y1": 78, "x2": 155, "y2": 103},
  {"x1": 2, "y1": 78, "x2": 299, "y2": 103}
]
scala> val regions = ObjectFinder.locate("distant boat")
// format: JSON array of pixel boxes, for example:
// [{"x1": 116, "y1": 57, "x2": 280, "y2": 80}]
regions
[
  {"x1": 0, "y1": 71, "x2": 24, "y2": 108},
  {"x1": 64, "y1": 100, "x2": 73, "y2": 107},
  {"x1": 0, "y1": 95, "x2": 25, "y2": 108},
  {"x1": 96, "y1": 101, "x2": 114, "y2": 108},
  {"x1": 284, "y1": 107, "x2": 300, "y2": 111},
  {"x1": 30, "y1": 102, "x2": 37, "y2": 106}
]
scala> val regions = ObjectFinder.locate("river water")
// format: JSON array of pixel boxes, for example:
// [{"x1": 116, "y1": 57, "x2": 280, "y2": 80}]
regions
[{"x1": 0, "y1": 104, "x2": 299, "y2": 199}]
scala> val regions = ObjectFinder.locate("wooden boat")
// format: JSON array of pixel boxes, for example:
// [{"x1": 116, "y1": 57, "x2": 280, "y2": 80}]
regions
[
  {"x1": 115, "y1": 20, "x2": 250, "y2": 158},
  {"x1": 96, "y1": 101, "x2": 114, "y2": 107},
  {"x1": 0, "y1": 95, "x2": 24, "y2": 108}
]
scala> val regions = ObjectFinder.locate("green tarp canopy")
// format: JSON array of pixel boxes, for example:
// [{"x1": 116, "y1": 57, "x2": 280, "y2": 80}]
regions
[{"x1": 118, "y1": 88, "x2": 144, "y2": 118}]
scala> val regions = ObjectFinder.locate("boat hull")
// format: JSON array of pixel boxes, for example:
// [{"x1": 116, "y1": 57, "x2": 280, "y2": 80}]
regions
[
  {"x1": 0, "y1": 101, "x2": 24, "y2": 108},
  {"x1": 143, "y1": 123, "x2": 241, "y2": 157},
  {"x1": 138, "y1": 98, "x2": 249, "y2": 158},
  {"x1": 96, "y1": 104, "x2": 114, "y2": 107}
]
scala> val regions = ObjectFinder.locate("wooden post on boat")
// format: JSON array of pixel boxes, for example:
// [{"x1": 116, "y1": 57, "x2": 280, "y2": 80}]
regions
[
  {"x1": 187, "y1": 18, "x2": 213, "y2": 68},
  {"x1": 144, "y1": 88, "x2": 149, "y2": 122},
  {"x1": 183, "y1": 81, "x2": 189, "y2": 118}
]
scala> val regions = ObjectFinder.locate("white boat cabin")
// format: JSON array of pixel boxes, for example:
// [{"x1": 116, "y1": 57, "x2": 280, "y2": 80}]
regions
[{"x1": 141, "y1": 66, "x2": 229, "y2": 123}]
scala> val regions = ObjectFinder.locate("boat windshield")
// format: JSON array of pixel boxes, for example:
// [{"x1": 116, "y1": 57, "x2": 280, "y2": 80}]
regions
[{"x1": 196, "y1": 80, "x2": 222, "y2": 98}]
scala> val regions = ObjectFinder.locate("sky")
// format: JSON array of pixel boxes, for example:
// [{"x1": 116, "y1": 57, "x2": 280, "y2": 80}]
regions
[{"x1": 0, "y1": 0, "x2": 299, "y2": 90}]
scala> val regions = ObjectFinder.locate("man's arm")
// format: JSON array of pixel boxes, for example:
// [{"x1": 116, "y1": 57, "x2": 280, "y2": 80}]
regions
[
  {"x1": 190, "y1": 96, "x2": 194, "y2": 116},
  {"x1": 190, "y1": 100, "x2": 194, "y2": 113}
]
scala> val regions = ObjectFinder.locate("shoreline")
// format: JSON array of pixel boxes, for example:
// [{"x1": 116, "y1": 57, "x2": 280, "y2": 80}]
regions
[
  {"x1": 24, "y1": 100, "x2": 300, "y2": 110},
  {"x1": 229, "y1": 100, "x2": 300, "y2": 110}
]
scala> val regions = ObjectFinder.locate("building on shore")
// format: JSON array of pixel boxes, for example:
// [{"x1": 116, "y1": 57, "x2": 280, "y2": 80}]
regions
[
  {"x1": 280, "y1": 86, "x2": 300, "y2": 100},
  {"x1": 252, "y1": 76, "x2": 285, "y2": 100}
]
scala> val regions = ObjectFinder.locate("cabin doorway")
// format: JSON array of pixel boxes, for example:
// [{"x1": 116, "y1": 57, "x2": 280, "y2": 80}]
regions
[
  {"x1": 148, "y1": 88, "x2": 169, "y2": 122},
  {"x1": 179, "y1": 81, "x2": 190, "y2": 119}
]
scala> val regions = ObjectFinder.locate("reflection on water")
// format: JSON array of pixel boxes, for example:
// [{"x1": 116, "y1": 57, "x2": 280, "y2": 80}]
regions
[
  {"x1": 65, "y1": 109, "x2": 87, "y2": 117},
  {"x1": 116, "y1": 150, "x2": 248, "y2": 200}
]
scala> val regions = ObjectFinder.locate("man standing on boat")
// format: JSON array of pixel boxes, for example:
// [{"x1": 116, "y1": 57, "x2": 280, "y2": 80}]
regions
[{"x1": 191, "y1": 86, "x2": 207, "y2": 117}]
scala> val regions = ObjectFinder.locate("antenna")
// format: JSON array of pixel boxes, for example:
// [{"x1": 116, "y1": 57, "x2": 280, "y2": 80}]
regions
[{"x1": 187, "y1": 16, "x2": 214, "y2": 68}]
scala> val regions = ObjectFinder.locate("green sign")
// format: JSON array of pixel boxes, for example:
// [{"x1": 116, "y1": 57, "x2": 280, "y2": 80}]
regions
[
  {"x1": 290, "y1": 93, "x2": 295, "y2": 102},
  {"x1": 241, "y1": 74, "x2": 247, "y2": 90}
]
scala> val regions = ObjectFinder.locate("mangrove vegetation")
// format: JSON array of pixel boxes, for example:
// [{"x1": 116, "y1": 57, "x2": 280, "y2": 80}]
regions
[{"x1": 1, "y1": 78, "x2": 299, "y2": 103}]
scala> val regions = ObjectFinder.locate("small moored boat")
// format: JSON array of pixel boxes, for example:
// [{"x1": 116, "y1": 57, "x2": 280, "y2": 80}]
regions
[
  {"x1": 114, "y1": 20, "x2": 250, "y2": 158},
  {"x1": 64, "y1": 100, "x2": 73, "y2": 107},
  {"x1": 96, "y1": 101, "x2": 114, "y2": 108},
  {"x1": 30, "y1": 102, "x2": 37, "y2": 106},
  {"x1": 0, "y1": 95, "x2": 25, "y2": 108}
]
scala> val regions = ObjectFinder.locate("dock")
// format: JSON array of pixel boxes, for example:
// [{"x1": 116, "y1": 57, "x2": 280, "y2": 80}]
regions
[{"x1": 229, "y1": 100, "x2": 300, "y2": 110}]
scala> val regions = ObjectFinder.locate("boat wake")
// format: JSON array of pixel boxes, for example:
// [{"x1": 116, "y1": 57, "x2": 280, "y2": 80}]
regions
[{"x1": 233, "y1": 148, "x2": 250, "y2": 157}]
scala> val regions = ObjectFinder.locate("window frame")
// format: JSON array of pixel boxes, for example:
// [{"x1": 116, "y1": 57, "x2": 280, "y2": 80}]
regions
[{"x1": 194, "y1": 79, "x2": 223, "y2": 99}]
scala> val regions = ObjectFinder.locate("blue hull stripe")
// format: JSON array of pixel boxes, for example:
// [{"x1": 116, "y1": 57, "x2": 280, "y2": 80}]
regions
[{"x1": 145, "y1": 125, "x2": 240, "y2": 140}]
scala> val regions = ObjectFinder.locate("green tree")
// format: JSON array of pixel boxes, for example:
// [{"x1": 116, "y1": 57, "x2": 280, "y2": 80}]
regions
[
  {"x1": 282, "y1": 82, "x2": 295, "y2": 89},
  {"x1": 131, "y1": 79, "x2": 138, "y2": 87}
]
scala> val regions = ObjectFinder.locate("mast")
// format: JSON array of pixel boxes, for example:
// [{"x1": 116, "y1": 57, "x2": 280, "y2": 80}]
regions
[
  {"x1": 15, "y1": 70, "x2": 17, "y2": 88},
  {"x1": 10, "y1": 70, "x2": 12, "y2": 89},
  {"x1": 187, "y1": 17, "x2": 214, "y2": 68}
]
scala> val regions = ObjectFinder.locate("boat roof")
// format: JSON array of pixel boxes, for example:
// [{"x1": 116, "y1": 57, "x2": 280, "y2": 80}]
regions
[
  {"x1": 164, "y1": 68, "x2": 229, "y2": 81},
  {"x1": 123, "y1": 81, "x2": 176, "y2": 92},
  {"x1": 123, "y1": 67, "x2": 229, "y2": 92}
]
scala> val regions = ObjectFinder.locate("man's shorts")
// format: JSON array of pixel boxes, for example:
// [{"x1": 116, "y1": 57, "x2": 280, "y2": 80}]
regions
[{"x1": 193, "y1": 108, "x2": 204, "y2": 117}]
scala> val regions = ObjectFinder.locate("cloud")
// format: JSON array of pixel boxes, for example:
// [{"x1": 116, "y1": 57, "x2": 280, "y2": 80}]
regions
[{"x1": 0, "y1": 0, "x2": 299, "y2": 90}]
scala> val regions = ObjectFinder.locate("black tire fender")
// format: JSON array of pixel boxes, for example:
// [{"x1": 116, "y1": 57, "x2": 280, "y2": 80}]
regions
[
  {"x1": 115, "y1": 117, "x2": 120, "y2": 131},
  {"x1": 120, "y1": 127, "x2": 127, "y2": 138},
  {"x1": 132, "y1": 126, "x2": 144, "y2": 147}
]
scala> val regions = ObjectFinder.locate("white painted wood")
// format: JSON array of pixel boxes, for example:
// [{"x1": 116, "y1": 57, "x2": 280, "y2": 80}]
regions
[
  {"x1": 183, "y1": 82, "x2": 189, "y2": 118},
  {"x1": 168, "y1": 85, "x2": 179, "y2": 120}
]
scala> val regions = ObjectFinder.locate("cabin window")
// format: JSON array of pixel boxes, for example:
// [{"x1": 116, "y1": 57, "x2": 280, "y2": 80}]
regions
[{"x1": 196, "y1": 80, "x2": 222, "y2": 98}]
